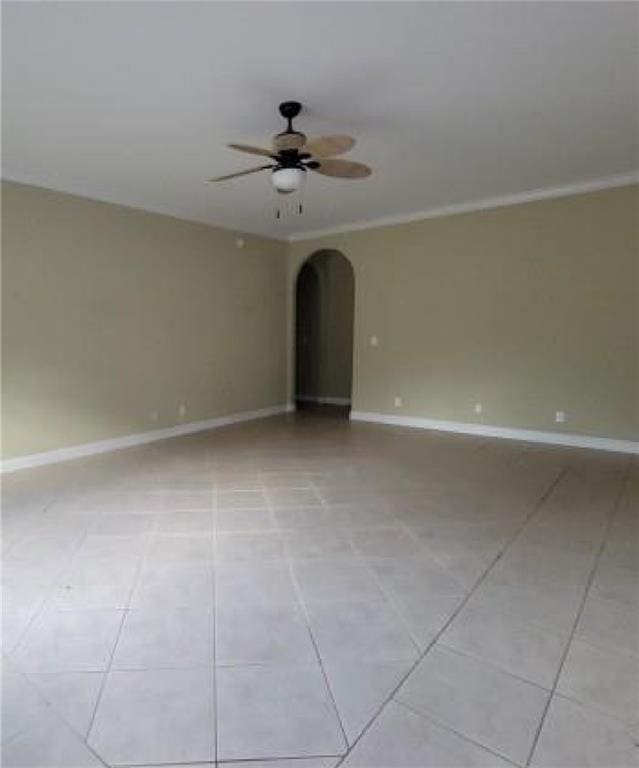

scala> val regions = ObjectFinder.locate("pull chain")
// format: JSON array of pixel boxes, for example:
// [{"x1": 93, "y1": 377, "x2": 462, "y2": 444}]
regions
[{"x1": 273, "y1": 192, "x2": 305, "y2": 220}]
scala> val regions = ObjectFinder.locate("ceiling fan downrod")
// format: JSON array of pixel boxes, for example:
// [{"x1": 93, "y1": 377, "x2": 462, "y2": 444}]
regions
[{"x1": 278, "y1": 100, "x2": 302, "y2": 134}]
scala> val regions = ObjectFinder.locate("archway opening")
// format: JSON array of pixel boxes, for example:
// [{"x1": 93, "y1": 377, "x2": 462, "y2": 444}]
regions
[{"x1": 295, "y1": 250, "x2": 354, "y2": 417}]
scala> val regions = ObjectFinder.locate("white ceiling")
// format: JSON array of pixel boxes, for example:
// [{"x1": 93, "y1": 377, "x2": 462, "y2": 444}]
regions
[{"x1": 3, "y1": 2, "x2": 638, "y2": 239}]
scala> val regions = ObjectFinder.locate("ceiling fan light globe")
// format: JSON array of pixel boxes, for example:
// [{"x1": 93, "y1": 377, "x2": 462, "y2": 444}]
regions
[{"x1": 271, "y1": 167, "x2": 304, "y2": 194}]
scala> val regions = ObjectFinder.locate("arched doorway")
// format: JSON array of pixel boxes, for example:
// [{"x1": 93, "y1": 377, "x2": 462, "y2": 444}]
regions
[{"x1": 295, "y1": 250, "x2": 354, "y2": 416}]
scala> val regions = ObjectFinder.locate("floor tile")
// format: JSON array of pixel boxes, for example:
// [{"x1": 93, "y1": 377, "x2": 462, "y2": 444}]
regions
[
  {"x1": 26, "y1": 671, "x2": 103, "y2": 737},
  {"x1": 576, "y1": 596, "x2": 639, "y2": 657},
  {"x1": 1, "y1": 663, "x2": 49, "y2": 744},
  {"x1": 216, "y1": 665, "x2": 346, "y2": 760},
  {"x1": 530, "y1": 695, "x2": 639, "y2": 767},
  {"x1": 112, "y1": 606, "x2": 214, "y2": 669},
  {"x1": 3, "y1": 414, "x2": 633, "y2": 766},
  {"x1": 272, "y1": 505, "x2": 344, "y2": 529},
  {"x1": 557, "y1": 639, "x2": 639, "y2": 726},
  {"x1": 2, "y1": 708, "x2": 104, "y2": 767},
  {"x1": 144, "y1": 533, "x2": 214, "y2": 565},
  {"x1": 150, "y1": 490, "x2": 215, "y2": 511},
  {"x1": 390, "y1": 594, "x2": 464, "y2": 650},
  {"x1": 492, "y1": 542, "x2": 595, "y2": 589},
  {"x1": 307, "y1": 600, "x2": 419, "y2": 664},
  {"x1": 142, "y1": 764, "x2": 214, "y2": 768},
  {"x1": 440, "y1": 605, "x2": 567, "y2": 688},
  {"x1": 294, "y1": 558, "x2": 384, "y2": 604},
  {"x1": 51, "y1": 561, "x2": 139, "y2": 610},
  {"x1": 153, "y1": 510, "x2": 215, "y2": 534},
  {"x1": 215, "y1": 561, "x2": 298, "y2": 606},
  {"x1": 2, "y1": 600, "x2": 47, "y2": 655},
  {"x1": 341, "y1": 700, "x2": 514, "y2": 767},
  {"x1": 130, "y1": 562, "x2": 213, "y2": 608},
  {"x1": 215, "y1": 530, "x2": 284, "y2": 562},
  {"x1": 324, "y1": 660, "x2": 412, "y2": 744},
  {"x1": 315, "y1": 487, "x2": 379, "y2": 505},
  {"x1": 331, "y1": 502, "x2": 399, "y2": 529},
  {"x1": 215, "y1": 507, "x2": 275, "y2": 532},
  {"x1": 283, "y1": 529, "x2": 354, "y2": 560},
  {"x1": 216, "y1": 602, "x2": 317, "y2": 666},
  {"x1": 368, "y1": 554, "x2": 466, "y2": 604},
  {"x1": 396, "y1": 645, "x2": 549, "y2": 764},
  {"x1": 87, "y1": 514, "x2": 155, "y2": 536},
  {"x1": 72, "y1": 534, "x2": 147, "y2": 566},
  {"x1": 88, "y1": 667, "x2": 215, "y2": 765},
  {"x1": 266, "y1": 487, "x2": 323, "y2": 507},
  {"x1": 590, "y1": 562, "x2": 639, "y2": 609},
  {"x1": 348, "y1": 528, "x2": 423, "y2": 559},
  {"x1": 600, "y1": 537, "x2": 639, "y2": 572},
  {"x1": 467, "y1": 578, "x2": 580, "y2": 638},
  {"x1": 214, "y1": 476, "x2": 261, "y2": 492},
  {"x1": 423, "y1": 542, "x2": 496, "y2": 590},
  {"x1": 11, "y1": 610, "x2": 124, "y2": 673},
  {"x1": 217, "y1": 489, "x2": 267, "y2": 509},
  {"x1": 259, "y1": 471, "x2": 316, "y2": 488},
  {"x1": 218, "y1": 760, "x2": 338, "y2": 768}
]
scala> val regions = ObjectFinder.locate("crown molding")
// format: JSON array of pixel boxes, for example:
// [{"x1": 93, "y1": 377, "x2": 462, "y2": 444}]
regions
[
  {"x1": 4, "y1": 169, "x2": 637, "y2": 245},
  {"x1": 0, "y1": 171, "x2": 287, "y2": 244},
  {"x1": 287, "y1": 171, "x2": 639, "y2": 242}
]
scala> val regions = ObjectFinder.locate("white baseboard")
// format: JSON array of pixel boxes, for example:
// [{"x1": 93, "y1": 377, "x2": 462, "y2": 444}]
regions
[
  {"x1": 296, "y1": 396, "x2": 351, "y2": 406},
  {"x1": 350, "y1": 411, "x2": 639, "y2": 455},
  {"x1": 1, "y1": 404, "x2": 291, "y2": 473}
]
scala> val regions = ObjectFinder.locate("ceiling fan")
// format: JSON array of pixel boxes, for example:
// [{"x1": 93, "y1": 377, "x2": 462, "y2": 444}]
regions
[{"x1": 208, "y1": 101, "x2": 372, "y2": 194}]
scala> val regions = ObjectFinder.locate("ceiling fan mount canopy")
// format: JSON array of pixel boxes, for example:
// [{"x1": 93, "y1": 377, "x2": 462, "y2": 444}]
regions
[
  {"x1": 208, "y1": 101, "x2": 372, "y2": 192},
  {"x1": 278, "y1": 100, "x2": 302, "y2": 121}
]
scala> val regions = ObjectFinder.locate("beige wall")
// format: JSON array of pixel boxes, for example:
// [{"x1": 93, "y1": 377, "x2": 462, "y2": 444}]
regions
[
  {"x1": 288, "y1": 185, "x2": 639, "y2": 441},
  {"x1": 2, "y1": 182, "x2": 636, "y2": 461},
  {"x1": 1, "y1": 182, "x2": 288, "y2": 459},
  {"x1": 295, "y1": 250, "x2": 354, "y2": 402}
]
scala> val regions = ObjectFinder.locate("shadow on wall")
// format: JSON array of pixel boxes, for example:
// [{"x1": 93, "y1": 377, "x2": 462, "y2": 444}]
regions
[{"x1": 294, "y1": 250, "x2": 354, "y2": 414}]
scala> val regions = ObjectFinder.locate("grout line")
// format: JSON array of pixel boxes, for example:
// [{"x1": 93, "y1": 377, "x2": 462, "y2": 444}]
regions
[
  {"x1": 557, "y1": 617, "x2": 639, "y2": 663},
  {"x1": 333, "y1": 465, "x2": 569, "y2": 766},
  {"x1": 344, "y1": 516, "x2": 463, "y2": 654},
  {"x1": 216, "y1": 756, "x2": 342, "y2": 765},
  {"x1": 82, "y1": 529, "x2": 155, "y2": 747},
  {"x1": 270, "y1": 487, "x2": 351, "y2": 755},
  {"x1": 3, "y1": 518, "x2": 95, "y2": 656},
  {"x1": 523, "y1": 461, "x2": 633, "y2": 766},
  {"x1": 212, "y1": 487, "x2": 220, "y2": 764},
  {"x1": 118, "y1": 752, "x2": 344, "y2": 767},
  {"x1": 395, "y1": 698, "x2": 522, "y2": 766},
  {"x1": 431, "y1": 642, "x2": 552, "y2": 693},
  {"x1": 82, "y1": 609, "x2": 128, "y2": 741},
  {"x1": 549, "y1": 689, "x2": 638, "y2": 733},
  {"x1": 5, "y1": 430, "x2": 629, "y2": 767},
  {"x1": 9, "y1": 673, "x2": 112, "y2": 768},
  {"x1": 2, "y1": 664, "x2": 111, "y2": 764}
]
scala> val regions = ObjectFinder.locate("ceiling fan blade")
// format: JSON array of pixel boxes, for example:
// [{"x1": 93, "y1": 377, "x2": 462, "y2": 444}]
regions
[
  {"x1": 227, "y1": 143, "x2": 275, "y2": 158},
  {"x1": 273, "y1": 132, "x2": 306, "y2": 151},
  {"x1": 305, "y1": 135, "x2": 356, "y2": 158},
  {"x1": 208, "y1": 165, "x2": 272, "y2": 182},
  {"x1": 312, "y1": 158, "x2": 372, "y2": 179}
]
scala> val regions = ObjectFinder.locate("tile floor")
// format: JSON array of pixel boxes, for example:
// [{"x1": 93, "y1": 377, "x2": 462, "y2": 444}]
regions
[{"x1": 2, "y1": 412, "x2": 638, "y2": 767}]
